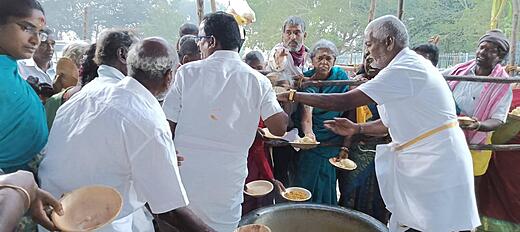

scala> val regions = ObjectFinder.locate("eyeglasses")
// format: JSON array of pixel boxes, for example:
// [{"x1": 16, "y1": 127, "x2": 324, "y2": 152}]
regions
[
  {"x1": 195, "y1": 35, "x2": 212, "y2": 42},
  {"x1": 15, "y1": 21, "x2": 48, "y2": 42}
]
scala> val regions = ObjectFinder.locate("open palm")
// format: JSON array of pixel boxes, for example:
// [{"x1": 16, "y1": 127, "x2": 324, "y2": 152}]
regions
[{"x1": 323, "y1": 118, "x2": 358, "y2": 136}]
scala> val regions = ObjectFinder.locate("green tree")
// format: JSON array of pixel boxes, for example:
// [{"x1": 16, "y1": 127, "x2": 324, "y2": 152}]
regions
[
  {"x1": 40, "y1": 0, "x2": 153, "y2": 40},
  {"x1": 138, "y1": 0, "x2": 204, "y2": 43}
]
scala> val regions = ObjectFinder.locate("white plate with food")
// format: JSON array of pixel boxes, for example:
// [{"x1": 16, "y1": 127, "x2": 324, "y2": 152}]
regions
[
  {"x1": 289, "y1": 136, "x2": 320, "y2": 149},
  {"x1": 329, "y1": 157, "x2": 357, "y2": 171},
  {"x1": 259, "y1": 128, "x2": 287, "y2": 140},
  {"x1": 281, "y1": 187, "x2": 312, "y2": 202},
  {"x1": 457, "y1": 116, "x2": 476, "y2": 127}
]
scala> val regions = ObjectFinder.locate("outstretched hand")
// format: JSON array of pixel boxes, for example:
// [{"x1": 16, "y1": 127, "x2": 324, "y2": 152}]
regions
[
  {"x1": 323, "y1": 117, "x2": 359, "y2": 136},
  {"x1": 272, "y1": 179, "x2": 286, "y2": 193},
  {"x1": 30, "y1": 189, "x2": 63, "y2": 231},
  {"x1": 276, "y1": 91, "x2": 290, "y2": 102}
]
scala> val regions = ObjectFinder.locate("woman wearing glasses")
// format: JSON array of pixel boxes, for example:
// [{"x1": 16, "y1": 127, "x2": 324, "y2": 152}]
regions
[
  {"x1": 0, "y1": 2, "x2": 63, "y2": 231},
  {"x1": 0, "y1": 0, "x2": 48, "y2": 174}
]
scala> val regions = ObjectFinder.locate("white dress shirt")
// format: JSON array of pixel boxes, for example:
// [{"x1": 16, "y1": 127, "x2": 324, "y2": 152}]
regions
[
  {"x1": 443, "y1": 66, "x2": 512, "y2": 122},
  {"x1": 39, "y1": 77, "x2": 189, "y2": 232},
  {"x1": 17, "y1": 58, "x2": 56, "y2": 85},
  {"x1": 357, "y1": 48, "x2": 480, "y2": 232},
  {"x1": 267, "y1": 43, "x2": 309, "y2": 85},
  {"x1": 81, "y1": 64, "x2": 126, "y2": 92},
  {"x1": 163, "y1": 50, "x2": 283, "y2": 232}
]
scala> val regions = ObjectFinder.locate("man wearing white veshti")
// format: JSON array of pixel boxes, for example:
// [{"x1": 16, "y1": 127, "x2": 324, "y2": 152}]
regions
[{"x1": 278, "y1": 15, "x2": 480, "y2": 232}]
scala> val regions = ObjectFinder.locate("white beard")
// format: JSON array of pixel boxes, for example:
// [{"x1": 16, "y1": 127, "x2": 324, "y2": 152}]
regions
[
  {"x1": 156, "y1": 88, "x2": 170, "y2": 102},
  {"x1": 371, "y1": 55, "x2": 389, "y2": 69}
]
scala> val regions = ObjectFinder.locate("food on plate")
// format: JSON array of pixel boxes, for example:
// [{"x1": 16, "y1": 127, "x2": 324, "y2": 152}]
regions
[
  {"x1": 260, "y1": 128, "x2": 287, "y2": 139},
  {"x1": 457, "y1": 116, "x2": 476, "y2": 126},
  {"x1": 293, "y1": 136, "x2": 317, "y2": 144},
  {"x1": 284, "y1": 190, "x2": 308, "y2": 201},
  {"x1": 331, "y1": 158, "x2": 357, "y2": 170}
]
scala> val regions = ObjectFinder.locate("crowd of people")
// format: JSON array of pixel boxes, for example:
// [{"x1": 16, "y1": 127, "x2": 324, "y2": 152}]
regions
[{"x1": 1, "y1": 0, "x2": 519, "y2": 232}]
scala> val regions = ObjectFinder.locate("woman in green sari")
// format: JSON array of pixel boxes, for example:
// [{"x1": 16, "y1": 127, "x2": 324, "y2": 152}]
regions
[{"x1": 294, "y1": 39, "x2": 349, "y2": 205}]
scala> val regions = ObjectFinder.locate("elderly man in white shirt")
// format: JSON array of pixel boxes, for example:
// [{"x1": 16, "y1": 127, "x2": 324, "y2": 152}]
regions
[
  {"x1": 39, "y1": 37, "x2": 215, "y2": 232},
  {"x1": 18, "y1": 28, "x2": 56, "y2": 85},
  {"x1": 163, "y1": 12, "x2": 288, "y2": 231},
  {"x1": 81, "y1": 29, "x2": 138, "y2": 92},
  {"x1": 278, "y1": 15, "x2": 480, "y2": 232}
]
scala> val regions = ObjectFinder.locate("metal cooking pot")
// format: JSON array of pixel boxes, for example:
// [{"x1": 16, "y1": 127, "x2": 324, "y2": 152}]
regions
[{"x1": 240, "y1": 203, "x2": 388, "y2": 232}]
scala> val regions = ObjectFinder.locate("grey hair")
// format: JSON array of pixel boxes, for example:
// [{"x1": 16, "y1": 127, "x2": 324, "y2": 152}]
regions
[
  {"x1": 178, "y1": 35, "x2": 199, "y2": 58},
  {"x1": 126, "y1": 38, "x2": 178, "y2": 80},
  {"x1": 244, "y1": 50, "x2": 264, "y2": 63},
  {"x1": 365, "y1": 15, "x2": 409, "y2": 48},
  {"x1": 62, "y1": 41, "x2": 89, "y2": 68},
  {"x1": 310, "y1": 39, "x2": 338, "y2": 59},
  {"x1": 282, "y1": 16, "x2": 306, "y2": 33}
]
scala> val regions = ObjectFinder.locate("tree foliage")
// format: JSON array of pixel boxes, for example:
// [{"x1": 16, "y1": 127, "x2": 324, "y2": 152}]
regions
[{"x1": 40, "y1": 0, "x2": 516, "y2": 54}]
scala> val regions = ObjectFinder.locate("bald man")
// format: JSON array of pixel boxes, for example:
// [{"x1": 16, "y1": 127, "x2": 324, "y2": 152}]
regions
[{"x1": 39, "y1": 37, "x2": 214, "y2": 232}]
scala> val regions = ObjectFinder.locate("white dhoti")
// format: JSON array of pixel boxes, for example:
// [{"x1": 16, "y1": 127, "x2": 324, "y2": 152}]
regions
[{"x1": 375, "y1": 123, "x2": 480, "y2": 232}]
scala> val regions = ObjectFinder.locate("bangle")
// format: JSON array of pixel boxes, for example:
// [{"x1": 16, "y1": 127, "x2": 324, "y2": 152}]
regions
[
  {"x1": 474, "y1": 121, "x2": 481, "y2": 131},
  {"x1": 288, "y1": 89, "x2": 297, "y2": 102},
  {"x1": 296, "y1": 78, "x2": 303, "y2": 89},
  {"x1": 0, "y1": 184, "x2": 31, "y2": 211}
]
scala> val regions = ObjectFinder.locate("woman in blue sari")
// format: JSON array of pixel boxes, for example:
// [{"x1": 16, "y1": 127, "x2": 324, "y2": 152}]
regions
[
  {"x1": 294, "y1": 39, "x2": 349, "y2": 205},
  {"x1": 0, "y1": 0, "x2": 49, "y2": 174},
  {"x1": 337, "y1": 52, "x2": 390, "y2": 223}
]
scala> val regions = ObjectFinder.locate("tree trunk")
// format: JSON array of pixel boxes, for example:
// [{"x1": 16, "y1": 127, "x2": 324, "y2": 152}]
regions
[
  {"x1": 510, "y1": 0, "x2": 519, "y2": 76},
  {"x1": 210, "y1": 0, "x2": 217, "y2": 13},
  {"x1": 83, "y1": 7, "x2": 88, "y2": 41},
  {"x1": 491, "y1": 0, "x2": 507, "y2": 29},
  {"x1": 197, "y1": 0, "x2": 205, "y2": 24},
  {"x1": 397, "y1": 0, "x2": 404, "y2": 20},
  {"x1": 368, "y1": 0, "x2": 377, "y2": 22}
]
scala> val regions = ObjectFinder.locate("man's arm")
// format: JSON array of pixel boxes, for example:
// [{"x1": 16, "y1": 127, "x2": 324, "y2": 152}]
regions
[
  {"x1": 157, "y1": 207, "x2": 215, "y2": 232},
  {"x1": 278, "y1": 89, "x2": 375, "y2": 112},
  {"x1": 264, "y1": 111, "x2": 289, "y2": 137},
  {"x1": 464, "y1": 118, "x2": 503, "y2": 132},
  {"x1": 323, "y1": 118, "x2": 388, "y2": 137},
  {"x1": 0, "y1": 171, "x2": 63, "y2": 231}
]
